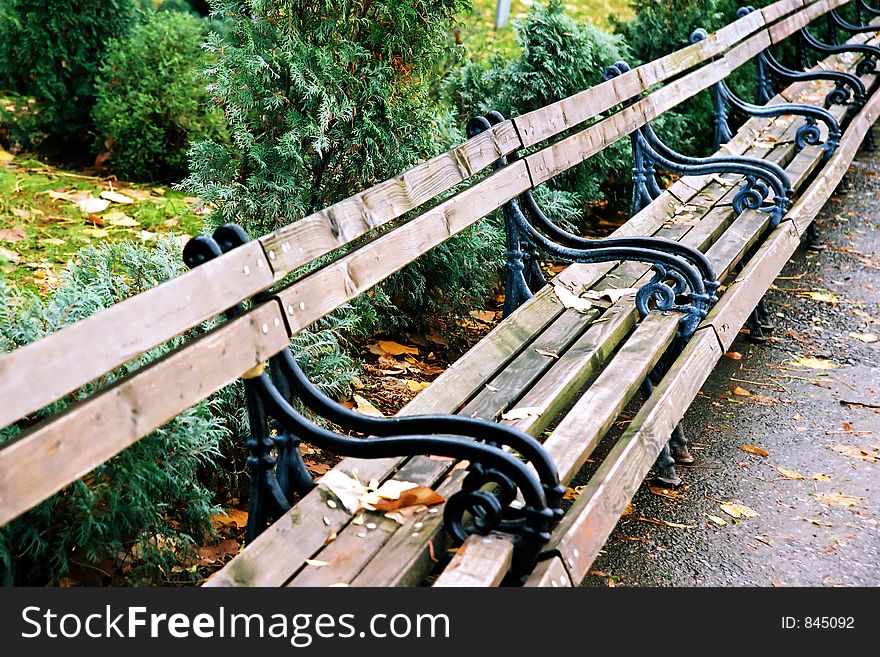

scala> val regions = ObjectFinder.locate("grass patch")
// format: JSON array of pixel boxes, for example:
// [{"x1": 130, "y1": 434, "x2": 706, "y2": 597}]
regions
[
  {"x1": 0, "y1": 152, "x2": 205, "y2": 294},
  {"x1": 459, "y1": 0, "x2": 632, "y2": 59}
]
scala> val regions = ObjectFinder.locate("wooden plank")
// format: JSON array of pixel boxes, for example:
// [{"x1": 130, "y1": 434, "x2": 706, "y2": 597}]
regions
[
  {"x1": 0, "y1": 241, "x2": 274, "y2": 430},
  {"x1": 261, "y1": 121, "x2": 522, "y2": 278},
  {"x1": 459, "y1": 308, "x2": 597, "y2": 421},
  {"x1": 724, "y1": 30, "x2": 773, "y2": 72},
  {"x1": 502, "y1": 302, "x2": 637, "y2": 438},
  {"x1": 541, "y1": 312, "x2": 680, "y2": 484},
  {"x1": 704, "y1": 209, "x2": 771, "y2": 280},
  {"x1": 523, "y1": 555, "x2": 573, "y2": 588},
  {"x1": 761, "y1": 0, "x2": 807, "y2": 24},
  {"x1": 545, "y1": 329, "x2": 723, "y2": 585},
  {"x1": 0, "y1": 301, "x2": 289, "y2": 527},
  {"x1": 276, "y1": 162, "x2": 531, "y2": 336},
  {"x1": 701, "y1": 221, "x2": 802, "y2": 349},
  {"x1": 432, "y1": 533, "x2": 514, "y2": 587},
  {"x1": 649, "y1": 59, "x2": 733, "y2": 119}
]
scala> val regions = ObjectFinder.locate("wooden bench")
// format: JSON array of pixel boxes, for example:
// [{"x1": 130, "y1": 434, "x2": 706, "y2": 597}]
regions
[{"x1": 1, "y1": 0, "x2": 878, "y2": 588}]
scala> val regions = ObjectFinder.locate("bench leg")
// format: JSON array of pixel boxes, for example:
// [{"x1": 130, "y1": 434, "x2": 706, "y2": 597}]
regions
[
  {"x1": 863, "y1": 127, "x2": 877, "y2": 152},
  {"x1": 640, "y1": 378, "x2": 684, "y2": 486},
  {"x1": 805, "y1": 220, "x2": 825, "y2": 252}
]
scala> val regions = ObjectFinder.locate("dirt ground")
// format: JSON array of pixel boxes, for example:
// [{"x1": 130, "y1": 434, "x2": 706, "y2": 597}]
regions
[{"x1": 582, "y1": 147, "x2": 880, "y2": 587}]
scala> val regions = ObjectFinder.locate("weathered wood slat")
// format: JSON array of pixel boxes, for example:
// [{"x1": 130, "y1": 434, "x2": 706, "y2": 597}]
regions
[
  {"x1": 0, "y1": 302, "x2": 289, "y2": 527},
  {"x1": 545, "y1": 329, "x2": 723, "y2": 585},
  {"x1": 276, "y1": 162, "x2": 531, "y2": 335},
  {"x1": 543, "y1": 312, "x2": 680, "y2": 484},
  {"x1": 432, "y1": 533, "x2": 514, "y2": 587},
  {"x1": 761, "y1": 0, "x2": 807, "y2": 24},
  {"x1": 261, "y1": 121, "x2": 522, "y2": 278},
  {"x1": 523, "y1": 555, "x2": 573, "y2": 587},
  {"x1": 0, "y1": 241, "x2": 273, "y2": 430}
]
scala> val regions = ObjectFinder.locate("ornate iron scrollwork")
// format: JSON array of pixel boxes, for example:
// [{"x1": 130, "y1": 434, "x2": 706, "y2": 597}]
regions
[
  {"x1": 799, "y1": 24, "x2": 880, "y2": 76},
  {"x1": 690, "y1": 27, "x2": 842, "y2": 157},
  {"x1": 184, "y1": 225, "x2": 565, "y2": 583}
]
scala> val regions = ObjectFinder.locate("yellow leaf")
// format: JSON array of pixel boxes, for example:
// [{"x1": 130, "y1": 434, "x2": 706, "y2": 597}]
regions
[
  {"x1": 799, "y1": 291, "x2": 840, "y2": 303},
  {"x1": 377, "y1": 340, "x2": 419, "y2": 356},
  {"x1": 406, "y1": 379, "x2": 430, "y2": 392},
  {"x1": 776, "y1": 466, "x2": 805, "y2": 480},
  {"x1": 789, "y1": 356, "x2": 837, "y2": 370},
  {"x1": 849, "y1": 332, "x2": 878, "y2": 343},
  {"x1": 739, "y1": 445, "x2": 769, "y2": 457},
  {"x1": 812, "y1": 474, "x2": 832, "y2": 482},
  {"x1": 811, "y1": 492, "x2": 862, "y2": 507},
  {"x1": 706, "y1": 514, "x2": 728, "y2": 527},
  {"x1": 353, "y1": 394, "x2": 384, "y2": 417},
  {"x1": 100, "y1": 190, "x2": 135, "y2": 204},
  {"x1": 720, "y1": 503, "x2": 758, "y2": 519},
  {"x1": 827, "y1": 444, "x2": 879, "y2": 463},
  {"x1": 732, "y1": 386, "x2": 752, "y2": 397}
]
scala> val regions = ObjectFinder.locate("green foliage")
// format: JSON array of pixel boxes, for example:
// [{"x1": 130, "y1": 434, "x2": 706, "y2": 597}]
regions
[
  {"x1": 0, "y1": 0, "x2": 139, "y2": 142},
  {"x1": 92, "y1": 11, "x2": 227, "y2": 181},
  {"x1": 184, "y1": 0, "x2": 469, "y2": 237},
  {"x1": 0, "y1": 239, "x2": 223, "y2": 585},
  {"x1": 446, "y1": 0, "x2": 632, "y2": 214}
]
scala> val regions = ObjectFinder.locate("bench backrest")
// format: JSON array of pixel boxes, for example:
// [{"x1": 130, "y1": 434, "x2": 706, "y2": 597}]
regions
[{"x1": 0, "y1": 0, "x2": 846, "y2": 527}]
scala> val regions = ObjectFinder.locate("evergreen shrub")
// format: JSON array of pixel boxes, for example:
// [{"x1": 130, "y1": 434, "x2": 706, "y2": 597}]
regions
[
  {"x1": 0, "y1": 0, "x2": 139, "y2": 142},
  {"x1": 92, "y1": 11, "x2": 227, "y2": 181}
]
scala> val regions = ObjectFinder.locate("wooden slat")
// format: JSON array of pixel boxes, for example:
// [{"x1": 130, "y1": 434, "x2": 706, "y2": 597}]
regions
[
  {"x1": 761, "y1": 0, "x2": 807, "y2": 24},
  {"x1": 543, "y1": 312, "x2": 680, "y2": 484},
  {"x1": 700, "y1": 221, "x2": 802, "y2": 349},
  {"x1": 276, "y1": 162, "x2": 531, "y2": 335},
  {"x1": 724, "y1": 30, "x2": 773, "y2": 71},
  {"x1": 0, "y1": 241, "x2": 273, "y2": 430},
  {"x1": 0, "y1": 301, "x2": 289, "y2": 526},
  {"x1": 523, "y1": 555, "x2": 573, "y2": 587},
  {"x1": 260, "y1": 121, "x2": 522, "y2": 277},
  {"x1": 432, "y1": 533, "x2": 514, "y2": 587},
  {"x1": 545, "y1": 329, "x2": 723, "y2": 585}
]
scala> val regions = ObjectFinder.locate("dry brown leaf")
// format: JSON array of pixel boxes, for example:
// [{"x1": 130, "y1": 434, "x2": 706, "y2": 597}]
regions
[
  {"x1": 554, "y1": 285, "x2": 593, "y2": 313},
  {"x1": 732, "y1": 386, "x2": 752, "y2": 397},
  {"x1": 0, "y1": 227, "x2": 26, "y2": 243},
  {"x1": 720, "y1": 503, "x2": 758, "y2": 519},
  {"x1": 353, "y1": 394, "x2": 384, "y2": 417},
  {"x1": 706, "y1": 514, "x2": 728, "y2": 527},
  {"x1": 849, "y1": 332, "x2": 878, "y2": 343},
  {"x1": 811, "y1": 492, "x2": 862, "y2": 507},
  {"x1": 776, "y1": 466, "x2": 805, "y2": 480},
  {"x1": 368, "y1": 486, "x2": 444, "y2": 512},
  {"x1": 739, "y1": 445, "x2": 769, "y2": 457},
  {"x1": 648, "y1": 486, "x2": 684, "y2": 500},
  {"x1": 10, "y1": 207, "x2": 31, "y2": 219},
  {"x1": 751, "y1": 395, "x2": 776, "y2": 405},
  {"x1": 724, "y1": 351, "x2": 743, "y2": 360},
  {"x1": 211, "y1": 508, "x2": 248, "y2": 529},
  {"x1": 0, "y1": 246, "x2": 21, "y2": 264},
  {"x1": 633, "y1": 517, "x2": 695, "y2": 529},
  {"x1": 100, "y1": 190, "x2": 135, "y2": 204},
  {"x1": 534, "y1": 348, "x2": 559, "y2": 359},
  {"x1": 376, "y1": 340, "x2": 419, "y2": 356},
  {"x1": 198, "y1": 539, "x2": 240, "y2": 564},
  {"x1": 563, "y1": 485, "x2": 586, "y2": 501},
  {"x1": 622, "y1": 501, "x2": 634, "y2": 517},
  {"x1": 469, "y1": 310, "x2": 497, "y2": 323},
  {"x1": 827, "y1": 444, "x2": 879, "y2": 463}
]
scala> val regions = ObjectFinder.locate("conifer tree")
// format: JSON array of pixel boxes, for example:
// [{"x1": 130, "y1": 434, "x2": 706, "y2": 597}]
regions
[{"x1": 185, "y1": 0, "x2": 468, "y2": 238}]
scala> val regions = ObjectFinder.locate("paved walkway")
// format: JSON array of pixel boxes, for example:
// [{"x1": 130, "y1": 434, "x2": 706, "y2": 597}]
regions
[{"x1": 583, "y1": 145, "x2": 880, "y2": 587}]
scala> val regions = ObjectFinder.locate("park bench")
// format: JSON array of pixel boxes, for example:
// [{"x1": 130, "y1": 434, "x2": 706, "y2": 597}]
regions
[{"x1": 1, "y1": 0, "x2": 879, "y2": 588}]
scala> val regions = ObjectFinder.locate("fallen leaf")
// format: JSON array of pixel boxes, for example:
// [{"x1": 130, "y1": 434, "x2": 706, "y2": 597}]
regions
[
  {"x1": 406, "y1": 379, "x2": 430, "y2": 392},
  {"x1": 706, "y1": 514, "x2": 728, "y2": 526},
  {"x1": 554, "y1": 285, "x2": 593, "y2": 313},
  {"x1": 198, "y1": 539, "x2": 240, "y2": 564},
  {"x1": 849, "y1": 332, "x2": 878, "y2": 343},
  {"x1": 78, "y1": 197, "x2": 111, "y2": 214},
  {"x1": 812, "y1": 474, "x2": 832, "y2": 482},
  {"x1": 739, "y1": 445, "x2": 769, "y2": 457},
  {"x1": 353, "y1": 394, "x2": 384, "y2": 417},
  {"x1": 563, "y1": 486, "x2": 586, "y2": 501},
  {"x1": 724, "y1": 351, "x2": 743, "y2": 360},
  {"x1": 376, "y1": 340, "x2": 418, "y2": 356},
  {"x1": 211, "y1": 508, "x2": 249, "y2": 529},
  {"x1": 534, "y1": 348, "x2": 559, "y2": 359},
  {"x1": 384, "y1": 505, "x2": 428, "y2": 524},
  {"x1": 500, "y1": 406, "x2": 541, "y2": 421},
  {"x1": 827, "y1": 444, "x2": 878, "y2": 463},
  {"x1": 720, "y1": 503, "x2": 758, "y2": 519},
  {"x1": 732, "y1": 386, "x2": 752, "y2": 397},
  {"x1": 304, "y1": 559, "x2": 329, "y2": 568},
  {"x1": 776, "y1": 466, "x2": 805, "y2": 480},
  {"x1": 83, "y1": 227, "x2": 109, "y2": 238},
  {"x1": 100, "y1": 190, "x2": 135, "y2": 204},
  {"x1": 0, "y1": 146, "x2": 13, "y2": 162},
  {"x1": 751, "y1": 395, "x2": 776, "y2": 405},
  {"x1": 622, "y1": 501, "x2": 634, "y2": 516},
  {"x1": 648, "y1": 486, "x2": 685, "y2": 500},
  {"x1": 597, "y1": 287, "x2": 639, "y2": 304},
  {"x1": 0, "y1": 227, "x2": 26, "y2": 242},
  {"x1": 633, "y1": 517, "x2": 695, "y2": 529},
  {"x1": 789, "y1": 356, "x2": 837, "y2": 370},
  {"x1": 799, "y1": 291, "x2": 840, "y2": 303},
  {"x1": 469, "y1": 310, "x2": 497, "y2": 323},
  {"x1": 0, "y1": 246, "x2": 21, "y2": 264},
  {"x1": 39, "y1": 237, "x2": 65, "y2": 245},
  {"x1": 364, "y1": 484, "x2": 444, "y2": 512},
  {"x1": 811, "y1": 492, "x2": 862, "y2": 507},
  {"x1": 10, "y1": 207, "x2": 31, "y2": 219},
  {"x1": 304, "y1": 460, "x2": 331, "y2": 475},
  {"x1": 318, "y1": 470, "x2": 367, "y2": 513}
]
